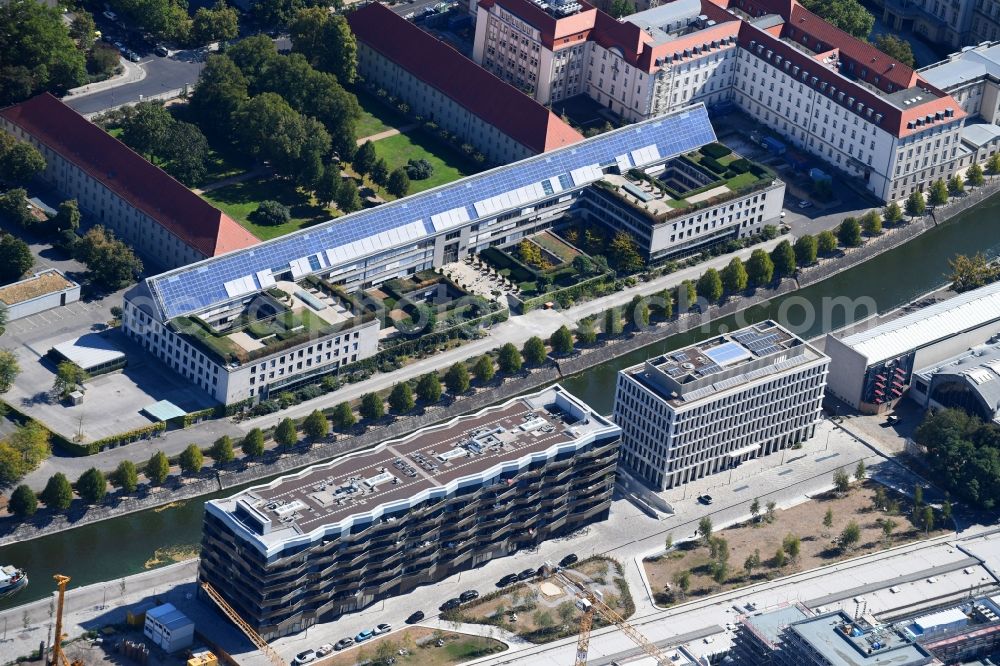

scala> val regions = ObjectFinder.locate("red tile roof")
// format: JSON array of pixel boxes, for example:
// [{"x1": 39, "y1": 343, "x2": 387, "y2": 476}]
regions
[
  {"x1": 348, "y1": 3, "x2": 583, "y2": 154},
  {"x1": 0, "y1": 93, "x2": 259, "y2": 258}
]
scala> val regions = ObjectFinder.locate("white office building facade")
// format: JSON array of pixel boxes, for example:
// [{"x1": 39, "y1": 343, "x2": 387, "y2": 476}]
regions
[{"x1": 613, "y1": 321, "x2": 829, "y2": 490}]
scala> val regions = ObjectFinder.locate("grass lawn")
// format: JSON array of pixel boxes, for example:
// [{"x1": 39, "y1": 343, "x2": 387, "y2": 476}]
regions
[
  {"x1": 316, "y1": 627, "x2": 505, "y2": 666},
  {"x1": 373, "y1": 130, "x2": 479, "y2": 196},
  {"x1": 531, "y1": 230, "x2": 581, "y2": 264},
  {"x1": 354, "y1": 89, "x2": 408, "y2": 141},
  {"x1": 726, "y1": 171, "x2": 761, "y2": 191},
  {"x1": 201, "y1": 176, "x2": 335, "y2": 240}
]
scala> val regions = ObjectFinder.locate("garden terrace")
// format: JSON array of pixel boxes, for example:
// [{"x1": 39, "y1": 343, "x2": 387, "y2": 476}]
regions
[
  {"x1": 479, "y1": 231, "x2": 600, "y2": 298},
  {"x1": 170, "y1": 279, "x2": 376, "y2": 365}
]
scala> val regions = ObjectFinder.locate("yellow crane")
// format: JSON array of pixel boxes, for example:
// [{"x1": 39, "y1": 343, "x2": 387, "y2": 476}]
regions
[
  {"x1": 200, "y1": 581, "x2": 287, "y2": 666},
  {"x1": 49, "y1": 574, "x2": 83, "y2": 666},
  {"x1": 552, "y1": 570, "x2": 671, "y2": 666}
]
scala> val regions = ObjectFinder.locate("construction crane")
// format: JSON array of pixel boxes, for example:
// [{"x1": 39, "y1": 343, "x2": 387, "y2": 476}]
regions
[
  {"x1": 200, "y1": 581, "x2": 287, "y2": 666},
  {"x1": 49, "y1": 574, "x2": 83, "y2": 666},
  {"x1": 553, "y1": 569, "x2": 671, "y2": 666}
]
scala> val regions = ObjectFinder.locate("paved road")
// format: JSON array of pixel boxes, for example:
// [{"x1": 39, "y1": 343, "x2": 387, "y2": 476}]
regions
[{"x1": 64, "y1": 51, "x2": 205, "y2": 115}]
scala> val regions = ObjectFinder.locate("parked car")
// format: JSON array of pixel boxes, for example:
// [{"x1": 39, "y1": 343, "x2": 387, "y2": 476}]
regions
[
  {"x1": 697, "y1": 494, "x2": 713, "y2": 505},
  {"x1": 334, "y1": 638, "x2": 354, "y2": 651},
  {"x1": 459, "y1": 590, "x2": 479, "y2": 603},
  {"x1": 440, "y1": 598, "x2": 462, "y2": 611},
  {"x1": 126, "y1": 50, "x2": 140, "y2": 62},
  {"x1": 886, "y1": 415, "x2": 901, "y2": 425},
  {"x1": 406, "y1": 611, "x2": 425, "y2": 624},
  {"x1": 316, "y1": 644, "x2": 334, "y2": 657},
  {"x1": 559, "y1": 553, "x2": 578, "y2": 567},
  {"x1": 497, "y1": 574, "x2": 519, "y2": 587},
  {"x1": 102, "y1": 9, "x2": 118, "y2": 21},
  {"x1": 375, "y1": 623, "x2": 392, "y2": 635},
  {"x1": 797, "y1": 199, "x2": 813, "y2": 209},
  {"x1": 355, "y1": 629, "x2": 375, "y2": 643},
  {"x1": 294, "y1": 650, "x2": 316, "y2": 665},
  {"x1": 101, "y1": 33, "x2": 115, "y2": 43},
  {"x1": 154, "y1": 45, "x2": 169, "y2": 56},
  {"x1": 517, "y1": 568, "x2": 536, "y2": 581}
]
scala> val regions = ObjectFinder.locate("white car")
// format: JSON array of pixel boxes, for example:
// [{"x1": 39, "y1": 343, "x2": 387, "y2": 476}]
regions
[
  {"x1": 102, "y1": 9, "x2": 118, "y2": 21},
  {"x1": 316, "y1": 644, "x2": 334, "y2": 657},
  {"x1": 374, "y1": 623, "x2": 392, "y2": 635},
  {"x1": 797, "y1": 199, "x2": 813, "y2": 209},
  {"x1": 294, "y1": 650, "x2": 316, "y2": 665}
]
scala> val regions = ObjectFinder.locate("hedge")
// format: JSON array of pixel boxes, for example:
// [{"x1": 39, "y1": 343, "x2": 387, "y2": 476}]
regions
[
  {"x1": 700, "y1": 142, "x2": 733, "y2": 159},
  {"x1": 517, "y1": 271, "x2": 615, "y2": 313}
]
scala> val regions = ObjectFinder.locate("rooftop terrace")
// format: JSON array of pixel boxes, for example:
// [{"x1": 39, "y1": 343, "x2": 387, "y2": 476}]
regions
[{"x1": 208, "y1": 386, "x2": 618, "y2": 552}]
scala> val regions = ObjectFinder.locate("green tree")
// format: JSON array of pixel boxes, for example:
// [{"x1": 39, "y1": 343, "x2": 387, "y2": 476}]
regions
[
  {"x1": 837, "y1": 217, "x2": 863, "y2": 247},
  {"x1": 0, "y1": 0, "x2": 87, "y2": 104},
  {"x1": 873, "y1": 34, "x2": 915, "y2": 66},
  {"x1": 988, "y1": 153, "x2": 1000, "y2": 176},
  {"x1": 913, "y1": 483, "x2": 924, "y2": 508},
  {"x1": 189, "y1": 55, "x2": 249, "y2": 140},
  {"x1": 698, "y1": 516, "x2": 713, "y2": 544},
  {"x1": 630, "y1": 297, "x2": 650, "y2": 329},
  {"x1": 179, "y1": 443, "x2": 204, "y2": 474},
  {"x1": 191, "y1": 1, "x2": 239, "y2": 45},
  {"x1": 948, "y1": 173, "x2": 965, "y2": 196},
  {"x1": 388, "y1": 382, "x2": 416, "y2": 413},
  {"x1": 674, "y1": 571, "x2": 691, "y2": 597},
  {"x1": 573, "y1": 255, "x2": 596, "y2": 275},
  {"x1": 576, "y1": 319, "x2": 598, "y2": 345},
  {"x1": 53, "y1": 199, "x2": 81, "y2": 234},
  {"x1": 697, "y1": 268, "x2": 724, "y2": 303},
  {"x1": 883, "y1": 201, "x2": 904, "y2": 226},
  {"x1": 370, "y1": 157, "x2": 390, "y2": 190},
  {"x1": 855, "y1": 460, "x2": 867, "y2": 481},
  {"x1": 782, "y1": 533, "x2": 801, "y2": 561},
  {"x1": 657, "y1": 288, "x2": 673, "y2": 319},
  {"x1": 289, "y1": 9, "x2": 357, "y2": 83},
  {"x1": 360, "y1": 392, "x2": 385, "y2": 420},
  {"x1": 497, "y1": 343, "x2": 523, "y2": 374},
  {"x1": 823, "y1": 507, "x2": 834, "y2": 530},
  {"x1": 928, "y1": 178, "x2": 950, "y2": 206},
  {"x1": 473, "y1": 354, "x2": 496, "y2": 383},
  {"x1": 314, "y1": 166, "x2": 339, "y2": 206},
  {"x1": 416, "y1": 372, "x2": 443, "y2": 403},
  {"x1": 800, "y1": 0, "x2": 874, "y2": 39},
  {"x1": 145, "y1": 451, "x2": 170, "y2": 485},
  {"x1": 302, "y1": 410, "x2": 329, "y2": 440},
  {"x1": 53, "y1": 361, "x2": 87, "y2": 398},
  {"x1": 720, "y1": 257, "x2": 750, "y2": 294},
  {"x1": 0, "y1": 235, "x2": 34, "y2": 283},
  {"x1": 113, "y1": 460, "x2": 139, "y2": 493},
  {"x1": 162, "y1": 121, "x2": 210, "y2": 186},
  {"x1": 336, "y1": 177, "x2": 362, "y2": 213},
  {"x1": 353, "y1": 140, "x2": 378, "y2": 177},
  {"x1": 550, "y1": 325, "x2": 574, "y2": 355},
  {"x1": 817, "y1": 230, "x2": 838, "y2": 255},
  {"x1": 746, "y1": 249, "x2": 774, "y2": 287},
  {"x1": 942, "y1": 498, "x2": 953, "y2": 524},
  {"x1": 209, "y1": 435, "x2": 235, "y2": 465},
  {"x1": 387, "y1": 167, "x2": 410, "y2": 198},
  {"x1": 794, "y1": 234, "x2": 818, "y2": 267},
  {"x1": 523, "y1": 336, "x2": 548, "y2": 366},
  {"x1": 76, "y1": 467, "x2": 107, "y2": 504},
  {"x1": 967, "y1": 163, "x2": 986, "y2": 188},
  {"x1": 608, "y1": 230, "x2": 644, "y2": 273},
  {"x1": 242, "y1": 429, "x2": 265, "y2": 459},
  {"x1": 445, "y1": 362, "x2": 471, "y2": 394},
  {"x1": 922, "y1": 505, "x2": 935, "y2": 532},
  {"x1": 604, "y1": 308, "x2": 624, "y2": 337},
  {"x1": 0, "y1": 134, "x2": 46, "y2": 183},
  {"x1": 906, "y1": 190, "x2": 927, "y2": 217},
  {"x1": 773, "y1": 547, "x2": 787, "y2": 568},
  {"x1": 8, "y1": 484, "x2": 37, "y2": 519},
  {"x1": 0, "y1": 188, "x2": 32, "y2": 228},
  {"x1": 609, "y1": 0, "x2": 634, "y2": 17},
  {"x1": 833, "y1": 467, "x2": 851, "y2": 493},
  {"x1": 861, "y1": 210, "x2": 882, "y2": 236},
  {"x1": 75, "y1": 226, "x2": 143, "y2": 290},
  {"x1": 40, "y1": 473, "x2": 73, "y2": 511},
  {"x1": 331, "y1": 401, "x2": 356, "y2": 430},
  {"x1": 274, "y1": 417, "x2": 298, "y2": 448},
  {"x1": 235, "y1": 92, "x2": 330, "y2": 186},
  {"x1": 69, "y1": 10, "x2": 97, "y2": 50},
  {"x1": 839, "y1": 520, "x2": 861, "y2": 549},
  {"x1": 880, "y1": 517, "x2": 897, "y2": 545},
  {"x1": 120, "y1": 101, "x2": 174, "y2": 160},
  {"x1": 771, "y1": 240, "x2": 797, "y2": 279}
]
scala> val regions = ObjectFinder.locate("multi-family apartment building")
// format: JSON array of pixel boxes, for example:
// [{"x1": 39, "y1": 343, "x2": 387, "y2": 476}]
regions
[
  {"x1": 0, "y1": 93, "x2": 259, "y2": 270},
  {"x1": 473, "y1": 0, "x2": 972, "y2": 202},
  {"x1": 126, "y1": 105, "x2": 788, "y2": 404},
  {"x1": 613, "y1": 321, "x2": 829, "y2": 490},
  {"x1": 348, "y1": 3, "x2": 583, "y2": 165},
  {"x1": 198, "y1": 385, "x2": 621, "y2": 639}
]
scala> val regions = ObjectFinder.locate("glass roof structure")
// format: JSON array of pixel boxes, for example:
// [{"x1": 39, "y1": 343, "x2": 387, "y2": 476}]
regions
[{"x1": 146, "y1": 104, "x2": 716, "y2": 321}]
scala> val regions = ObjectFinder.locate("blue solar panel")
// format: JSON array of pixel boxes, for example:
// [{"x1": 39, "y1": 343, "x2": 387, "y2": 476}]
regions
[{"x1": 149, "y1": 105, "x2": 717, "y2": 320}]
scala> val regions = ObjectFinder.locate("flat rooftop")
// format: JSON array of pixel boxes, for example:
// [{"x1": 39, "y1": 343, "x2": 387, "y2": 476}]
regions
[
  {"x1": 626, "y1": 321, "x2": 826, "y2": 406},
  {"x1": 743, "y1": 604, "x2": 812, "y2": 647},
  {"x1": 0, "y1": 270, "x2": 76, "y2": 306},
  {"x1": 788, "y1": 611, "x2": 938, "y2": 666},
  {"x1": 209, "y1": 386, "x2": 618, "y2": 550}
]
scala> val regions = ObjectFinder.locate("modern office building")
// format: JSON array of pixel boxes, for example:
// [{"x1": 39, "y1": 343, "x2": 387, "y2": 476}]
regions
[
  {"x1": 613, "y1": 321, "x2": 829, "y2": 491},
  {"x1": 348, "y1": 3, "x2": 583, "y2": 165},
  {"x1": 472, "y1": 0, "x2": 973, "y2": 203},
  {"x1": 125, "y1": 105, "x2": 785, "y2": 404},
  {"x1": 730, "y1": 603, "x2": 812, "y2": 666},
  {"x1": 909, "y1": 341, "x2": 1000, "y2": 423},
  {"x1": 824, "y1": 282, "x2": 1000, "y2": 413},
  {"x1": 198, "y1": 385, "x2": 621, "y2": 639},
  {"x1": 0, "y1": 93, "x2": 259, "y2": 270},
  {"x1": 776, "y1": 610, "x2": 940, "y2": 666}
]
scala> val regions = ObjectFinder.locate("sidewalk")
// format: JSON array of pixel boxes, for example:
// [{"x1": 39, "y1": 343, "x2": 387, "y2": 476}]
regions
[
  {"x1": 356, "y1": 123, "x2": 419, "y2": 146},
  {"x1": 191, "y1": 165, "x2": 271, "y2": 195},
  {"x1": 63, "y1": 58, "x2": 145, "y2": 100}
]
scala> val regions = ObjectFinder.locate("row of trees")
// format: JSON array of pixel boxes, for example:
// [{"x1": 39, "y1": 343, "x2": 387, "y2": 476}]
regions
[{"x1": 114, "y1": 102, "x2": 212, "y2": 186}]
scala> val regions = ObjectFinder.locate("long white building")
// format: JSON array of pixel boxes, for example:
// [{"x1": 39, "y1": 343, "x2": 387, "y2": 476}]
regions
[
  {"x1": 472, "y1": 0, "x2": 973, "y2": 203},
  {"x1": 613, "y1": 321, "x2": 829, "y2": 490}
]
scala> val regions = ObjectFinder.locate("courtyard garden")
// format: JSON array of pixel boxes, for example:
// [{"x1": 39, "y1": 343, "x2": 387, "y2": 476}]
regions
[
  {"x1": 370, "y1": 130, "x2": 478, "y2": 196},
  {"x1": 442, "y1": 556, "x2": 634, "y2": 644},
  {"x1": 645, "y1": 473, "x2": 950, "y2": 607},
  {"x1": 201, "y1": 176, "x2": 336, "y2": 240},
  {"x1": 480, "y1": 230, "x2": 611, "y2": 300}
]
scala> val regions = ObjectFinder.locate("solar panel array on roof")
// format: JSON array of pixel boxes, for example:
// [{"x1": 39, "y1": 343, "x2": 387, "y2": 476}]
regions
[
  {"x1": 704, "y1": 341, "x2": 752, "y2": 366},
  {"x1": 146, "y1": 105, "x2": 717, "y2": 320}
]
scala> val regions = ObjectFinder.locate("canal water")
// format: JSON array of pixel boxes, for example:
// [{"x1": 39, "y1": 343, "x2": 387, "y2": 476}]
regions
[{"x1": 6, "y1": 194, "x2": 1000, "y2": 608}]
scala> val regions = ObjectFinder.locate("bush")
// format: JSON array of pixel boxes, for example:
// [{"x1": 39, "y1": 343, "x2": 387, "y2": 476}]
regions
[
  {"x1": 700, "y1": 155, "x2": 727, "y2": 174},
  {"x1": 250, "y1": 200, "x2": 291, "y2": 226},
  {"x1": 729, "y1": 158, "x2": 752, "y2": 173},
  {"x1": 700, "y1": 143, "x2": 732, "y2": 159},
  {"x1": 405, "y1": 158, "x2": 434, "y2": 180}
]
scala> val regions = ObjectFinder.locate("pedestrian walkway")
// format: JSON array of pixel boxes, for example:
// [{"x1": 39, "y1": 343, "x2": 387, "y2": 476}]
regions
[
  {"x1": 64, "y1": 58, "x2": 145, "y2": 100},
  {"x1": 191, "y1": 165, "x2": 271, "y2": 195},
  {"x1": 356, "y1": 123, "x2": 419, "y2": 145}
]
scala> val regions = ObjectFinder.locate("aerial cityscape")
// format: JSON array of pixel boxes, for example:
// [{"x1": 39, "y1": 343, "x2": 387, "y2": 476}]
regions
[{"x1": 4, "y1": 0, "x2": 1000, "y2": 664}]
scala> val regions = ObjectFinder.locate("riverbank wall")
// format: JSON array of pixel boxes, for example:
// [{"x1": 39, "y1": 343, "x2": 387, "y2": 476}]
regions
[{"x1": 4, "y1": 185, "x2": 998, "y2": 546}]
